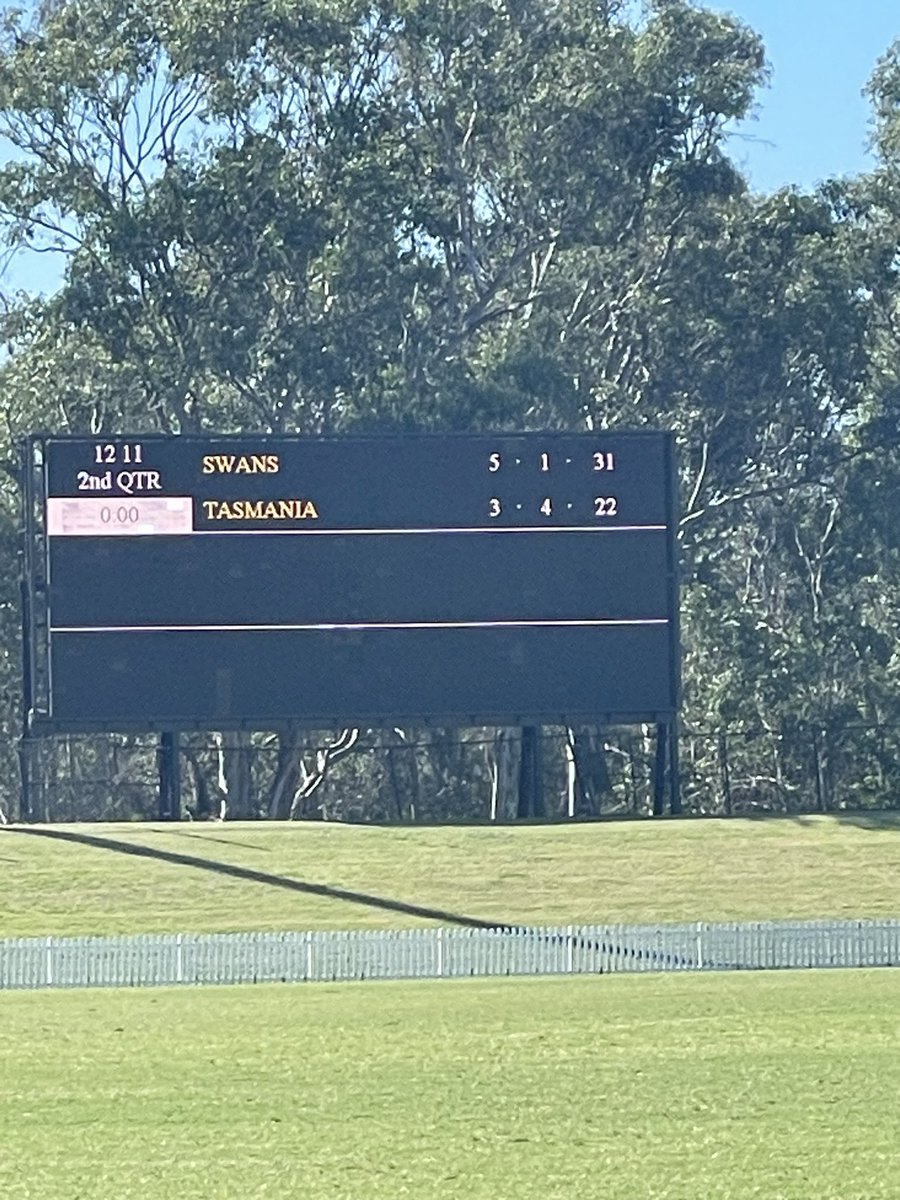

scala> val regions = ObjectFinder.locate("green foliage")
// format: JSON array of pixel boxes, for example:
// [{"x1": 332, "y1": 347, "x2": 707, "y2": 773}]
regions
[{"x1": 0, "y1": 0, "x2": 769, "y2": 435}]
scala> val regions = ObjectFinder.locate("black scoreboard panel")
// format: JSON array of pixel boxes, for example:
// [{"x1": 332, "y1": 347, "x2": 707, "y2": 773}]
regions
[{"x1": 28, "y1": 433, "x2": 679, "y2": 731}]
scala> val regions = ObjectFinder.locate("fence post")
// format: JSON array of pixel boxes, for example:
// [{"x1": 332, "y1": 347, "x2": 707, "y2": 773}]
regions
[{"x1": 6, "y1": 918, "x2": 900, "y2": 990}]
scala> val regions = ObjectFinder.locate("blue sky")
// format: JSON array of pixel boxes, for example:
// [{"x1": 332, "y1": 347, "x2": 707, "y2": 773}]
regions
[
  {"x1": 721, "y1": 0, "x2": 900, "y2": 191},
  {"x1": 2, "y1": 0, "x2": 899, "y2": 295}
]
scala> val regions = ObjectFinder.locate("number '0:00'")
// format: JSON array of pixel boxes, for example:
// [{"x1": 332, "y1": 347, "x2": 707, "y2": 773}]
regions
[{"x1": 100, "y1": 505, "x2": 140, "y2": 524}]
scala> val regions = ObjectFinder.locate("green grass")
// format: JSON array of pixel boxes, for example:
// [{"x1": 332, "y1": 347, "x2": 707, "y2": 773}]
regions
[
  {"x1": 3, "y1": 821, "x2": 898, "y2": 1199},
  {"x1": 2, "y1": 812, "x2": 900, "y2": 937},
  {"x1": 1, "y1": 970, "x2": 898, "y2": 1200}
]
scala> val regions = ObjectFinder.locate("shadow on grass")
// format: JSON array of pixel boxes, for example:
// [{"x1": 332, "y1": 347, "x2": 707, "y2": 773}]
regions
[
  {"x1": 1, "y1": 825, "x2": 502, "y2": 930},
  {"x1": 786, "y1": 811, "x2": 900, "y2": 832}
]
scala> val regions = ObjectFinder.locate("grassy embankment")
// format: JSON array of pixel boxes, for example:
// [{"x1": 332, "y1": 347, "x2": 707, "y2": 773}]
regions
[{"x1": 1, "y1": 811, "x2": 899, "y2": 937}]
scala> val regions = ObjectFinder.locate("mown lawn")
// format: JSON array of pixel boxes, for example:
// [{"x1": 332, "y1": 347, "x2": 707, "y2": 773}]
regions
[
  {"x1": 1, "y1": 970, "x2": 898, "y2": 1200},
  {"x1": 1, "y1": 812, "x2": 899, "y2": 937}
]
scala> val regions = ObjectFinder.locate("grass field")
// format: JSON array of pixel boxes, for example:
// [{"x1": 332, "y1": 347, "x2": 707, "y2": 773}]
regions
[
  {"x1": 1, "y1": 970, "x2": 898, "y2": 1200},
  {"x1": 3, "y1": 816, "x2": 899, "y2": 1199},
  {"x1": 2, "y1": 812, "x2": 900, "y2": 937}
]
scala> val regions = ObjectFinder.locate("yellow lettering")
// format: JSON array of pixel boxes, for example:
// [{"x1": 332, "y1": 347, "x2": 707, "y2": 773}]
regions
[
  {"x1": 202, "y1": 452, "x2": 281, "y2": 474},
  {"x1": 200, "y1": 498, "x2": 319, "y2": 520}
]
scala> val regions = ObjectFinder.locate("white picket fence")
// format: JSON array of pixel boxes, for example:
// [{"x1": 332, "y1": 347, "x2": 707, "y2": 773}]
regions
[{"x1": 1, "y1": 919, "x2": 899, "y2": 991}]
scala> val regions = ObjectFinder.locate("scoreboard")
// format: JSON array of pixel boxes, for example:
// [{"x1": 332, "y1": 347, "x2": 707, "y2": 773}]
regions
[{"x1": 21, "y1": 432, "x2": 680, "y2": 732}]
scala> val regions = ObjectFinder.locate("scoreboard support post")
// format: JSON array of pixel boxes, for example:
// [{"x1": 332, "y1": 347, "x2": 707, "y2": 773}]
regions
[
  {"x1": 18, "y1": 436, "x2": 48, "y2": 823},
  {"x1": 652, "y1": 723, "x2": 668, "y2": 817},
  {"x1": 16, "y1": 736, "x2": 34, "y2": 823},
  {"x1": 651, "y1": 720, "x2": 682, "y2": 816},
  {"x1": 157, "y1": 733, "x2": 182, "y2": 822},
  {"x1": 669, "y1": 717, "x2": 682, "y2": 815},
  {"x1": 18, "y1": 573, "x2": 34, "y2": 823},
  {"x1": 517, "y1": 725, "x2": 545, "y2": 818}
]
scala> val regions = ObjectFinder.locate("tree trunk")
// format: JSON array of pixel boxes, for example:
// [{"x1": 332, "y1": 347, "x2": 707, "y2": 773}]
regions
[
  {"x1": 565, "y1": 726, "x2": 613, "y2": 817},
  {"x1": 384, "y1": 729, "x2": 420, "y2": 822},
  {"x1": 267, "y1": 729, "x2": 303, "y2": 820},
  {"x1": 182, "y1": 746, "x2": 214, "y2": 820},
  {"x1": 214, "y1": 731, "x2": 254, "y2": 820},
  {"x1": 289, "y1": 729, "x2": 362, "y2": 820}
]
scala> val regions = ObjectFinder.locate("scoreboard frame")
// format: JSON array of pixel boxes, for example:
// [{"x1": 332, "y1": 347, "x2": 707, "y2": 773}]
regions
[{"x1": 20, "y1": 431, "x2": 681, "y2": 734}]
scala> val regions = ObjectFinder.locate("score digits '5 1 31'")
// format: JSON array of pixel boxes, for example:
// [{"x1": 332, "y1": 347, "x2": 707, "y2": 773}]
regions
[{"x1": 486, "y1": 446, "x2": 618, "y2": 521}]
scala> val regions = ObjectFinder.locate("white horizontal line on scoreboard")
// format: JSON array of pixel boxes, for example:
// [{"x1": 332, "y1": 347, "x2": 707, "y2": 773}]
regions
[
  {"x1": 50, "y1": 618, "x2": 670, "y2": 634},
  {"x1": 190, "y1": 524, "x2": 669, "y2": 536},
  {"x1": 45, "y1": 496, "x2": 668, "y2": 537}
]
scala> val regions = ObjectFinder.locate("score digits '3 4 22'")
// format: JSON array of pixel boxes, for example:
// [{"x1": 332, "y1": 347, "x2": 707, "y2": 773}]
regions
[{"x1": 486, "y1": 447, "x2": 618, "y2": 521}]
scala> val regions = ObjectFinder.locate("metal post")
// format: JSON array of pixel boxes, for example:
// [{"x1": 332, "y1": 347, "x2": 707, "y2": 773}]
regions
[
  {"x1": 652, "y1": 722, "x2": 667, "y2": 816},
  {"x1": 812, "y1": 729, "x2": 825, "y2": 813},
  {"x1": 718, "y1": 728, "x2": 732, "y2": 816},
  {"x1": 518, "y1": 726, "x2": 544, "y2": 818},
  {"x1": 158, "y1": 732, "x2": 181, "y2": 821},
  {"x1": 18, "y1": 450, "x2": 36, "y2": 823},
  {"x1": 668, "y1": 718, "x2": 682, "y2": 815},
  {"x1": 17, "y1": 738, "x2": 34, "y2": 823},
  {"x1": 18, "y1": 571, "x2": 34, "y2": 822}
]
